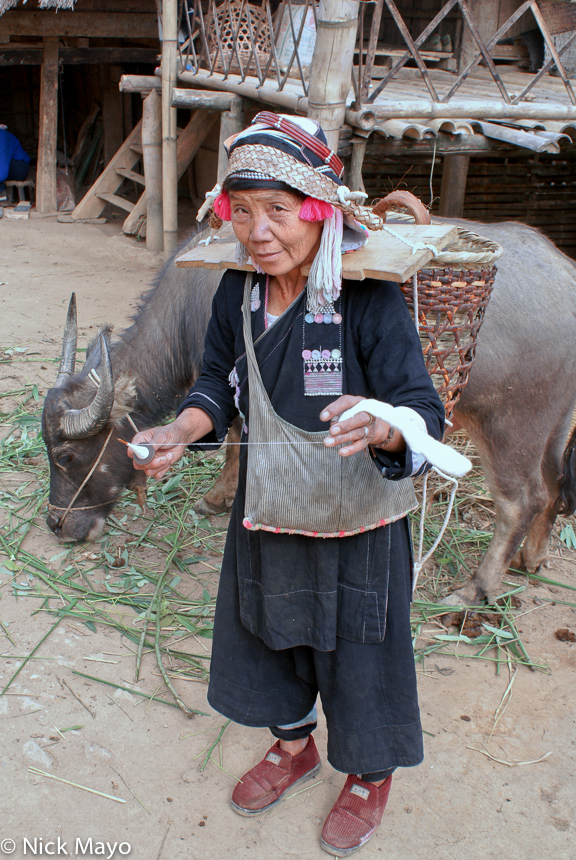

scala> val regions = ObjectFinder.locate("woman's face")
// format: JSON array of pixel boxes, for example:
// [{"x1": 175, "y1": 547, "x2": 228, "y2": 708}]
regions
[{"x1": 228, "y1": 188, "x2": 323, "y2": 278}]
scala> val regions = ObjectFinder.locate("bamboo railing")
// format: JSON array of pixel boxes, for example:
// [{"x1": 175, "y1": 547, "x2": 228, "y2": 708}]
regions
[{"x1": 175, "y1": 0, "x2": 576, "y2": 122}]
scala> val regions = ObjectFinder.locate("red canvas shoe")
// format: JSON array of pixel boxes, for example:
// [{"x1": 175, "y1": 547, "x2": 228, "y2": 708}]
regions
[
  {"x1": 320, "y1": 774, "x2": 392, "y2": 856},
  {"x1": 231, "y1": 736, "x2": 321, "y2": 816}
]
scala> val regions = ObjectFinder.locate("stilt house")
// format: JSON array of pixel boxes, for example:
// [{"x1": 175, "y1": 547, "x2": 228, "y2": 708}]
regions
[{"x1": 3, "y1": 1, "x2": 576, "y2": 257}]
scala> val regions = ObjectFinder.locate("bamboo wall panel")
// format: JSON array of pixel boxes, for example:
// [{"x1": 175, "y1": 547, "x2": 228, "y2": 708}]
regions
[{"x1": 361, "y1": 148, "x2": 576, "y2": 258}]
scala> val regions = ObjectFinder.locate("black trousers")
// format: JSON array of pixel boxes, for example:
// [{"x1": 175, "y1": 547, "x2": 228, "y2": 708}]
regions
[{"x1": 208, "y1": 517, "x2": 424, "y2": 776}]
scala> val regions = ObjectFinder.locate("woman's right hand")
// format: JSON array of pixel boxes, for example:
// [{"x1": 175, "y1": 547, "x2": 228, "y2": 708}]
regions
[{"x1": 128, "y1": 408, "x2": 214, "y2": 479}]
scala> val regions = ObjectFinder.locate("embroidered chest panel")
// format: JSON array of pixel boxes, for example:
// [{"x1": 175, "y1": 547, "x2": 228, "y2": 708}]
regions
[{"x1": 302, "y1": 297, "x2": 343, "y2": 397}]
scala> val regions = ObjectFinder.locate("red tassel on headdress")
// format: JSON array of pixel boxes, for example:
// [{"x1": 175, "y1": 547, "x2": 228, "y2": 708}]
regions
[
  {"x1": 213, "y1": 190, "x2": 232, "y2": 220},
  {"x1": 299, "y1": 197, "x2": 334, "y2": 222}
]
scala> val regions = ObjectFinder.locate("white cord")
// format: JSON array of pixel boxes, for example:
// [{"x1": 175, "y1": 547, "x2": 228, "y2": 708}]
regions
[
  {"x1": 381, "y1": 223, "x2": 439, "y2": 257},
  {"x1": 412, "y1": 467, "x2": 459, "y2": 592},
  {"x1": 410, "y1": 268, "x2": 458, "y2": 590}
]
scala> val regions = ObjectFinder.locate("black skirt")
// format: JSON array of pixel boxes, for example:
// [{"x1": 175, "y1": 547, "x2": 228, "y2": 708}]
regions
[{"x1": 207, "y1": 495, "x2": 423, "y2": 775}]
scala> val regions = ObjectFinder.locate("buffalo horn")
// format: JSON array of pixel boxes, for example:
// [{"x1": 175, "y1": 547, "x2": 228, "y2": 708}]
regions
[
  {"x1": 61, "y1": 333, "x2": 115, "y2": 439},
  {"x1": 54, "y1": 293, "x2": 78, "y2": 388}
]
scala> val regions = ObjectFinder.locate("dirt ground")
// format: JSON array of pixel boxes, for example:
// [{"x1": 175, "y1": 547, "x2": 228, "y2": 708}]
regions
[{"x1": 1, "y1": 213, "x2": 576, "y2": 860}]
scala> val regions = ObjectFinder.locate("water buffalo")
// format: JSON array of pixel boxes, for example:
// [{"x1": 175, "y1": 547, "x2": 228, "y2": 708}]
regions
[
  {"x1": 42, "y1": 232, "x2": 240, "y2": 542},
  {"x1": 42, "y1": 220, "x2": 576, "y2": 606}
]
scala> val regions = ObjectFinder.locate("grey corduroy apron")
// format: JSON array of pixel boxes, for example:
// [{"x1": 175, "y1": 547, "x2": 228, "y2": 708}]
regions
[{"x1": 241, "y1": 275, "x2": 417, "y2": 537}]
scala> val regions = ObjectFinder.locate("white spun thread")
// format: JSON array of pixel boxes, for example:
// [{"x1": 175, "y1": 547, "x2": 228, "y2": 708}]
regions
[
  {"x1": 412, "y1": 467, "x2": 459, "y2": 593},
  {"x1": 381, "y1": 223, "x2": 439, "y2": 257}
]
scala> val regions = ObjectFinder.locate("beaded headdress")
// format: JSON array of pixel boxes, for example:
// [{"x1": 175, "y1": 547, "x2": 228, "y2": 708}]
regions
[{"x1": 196, "y1": 112, "x2": 386, "y2": 313}]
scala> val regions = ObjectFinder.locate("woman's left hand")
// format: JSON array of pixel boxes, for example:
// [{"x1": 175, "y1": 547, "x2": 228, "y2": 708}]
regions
[{"x1": 320, "y1": 395, "x2": 406, "y2": 457}]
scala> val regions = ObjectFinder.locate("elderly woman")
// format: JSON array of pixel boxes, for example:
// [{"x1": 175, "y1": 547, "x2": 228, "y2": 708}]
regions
[{"x1": 131, "y1": 114, "x2": 444, "y2": 857}]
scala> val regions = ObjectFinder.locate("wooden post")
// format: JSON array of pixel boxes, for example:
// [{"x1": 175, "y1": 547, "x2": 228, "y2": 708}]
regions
[
  {"x1": 307, "y1": 0, "x2": 360, "y2": 151},
  {"x1": 348, "y1": 133, "x2": 368, "y2": 193},
  {"x1": 458, "y1": 0, "x2": 499, "y2": 73},
  {"x1": 439, "y1": 155, "x2": 470, "y2": 218},
  {"x1": 162, "y1": 0, "x2": 178, "y2": 253},
  {"x1": 217, "y1": 97, "x2": 244, "y2": 185},
  {"x1": 36, "y1": 37, "x2": 59, "y2": 215},
  {"x1": 102, "y1": 65, "x2": 124, "y2": 166},
  {"x1": 142, "y1": 90, "x2": 163, "y2": 253}
]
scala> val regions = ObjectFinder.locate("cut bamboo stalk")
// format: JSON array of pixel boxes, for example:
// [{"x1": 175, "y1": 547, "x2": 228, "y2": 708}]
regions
[
  {"x1": 177, "y1": 67, "x2": 305, "y2": 112},
  {"x1": 307, "y1": 0, "x2": 360, "y2": 150},
  {"x1": 367, "y1": 101, "x2": 576, "y2": 120},
  {"x1": 171, "y1": 88, "x2": 238, "y2": 111},
  {"x1": 348, "y1": 134, "x2": 368, "y2": 192},
  {"x1": 161, "y1": 0, "x2": 178, "y2": 253},
  {"x1": 142, "y1": 89, "x2": 163, "y2": 253},
  {"x1": 217, "y1": 98, "x2": 244, "y2": 185},
  {"x1": 120, "y1": 74, "x2": 162, "y2": 93},
  {"x1": 28, "y1": 768, "x2": 126, "y2": 803}
]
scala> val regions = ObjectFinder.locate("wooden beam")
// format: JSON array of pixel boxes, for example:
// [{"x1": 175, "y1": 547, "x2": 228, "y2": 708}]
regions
[
  {"x1": 142, "y1": 89, "x2": 163, "y2": 253},
  {"x1": 438, "y1": 155, "x2": 470, "y2": 218},
  {"x1": 0, "y1": 11, "x2": 158, "y2": 39},
  {"x1": 0, "y1": 47, "x2": 159, "y2": 66},
  {"x1": 36, "y1": 37, "x2": 59, "y2": 215}
]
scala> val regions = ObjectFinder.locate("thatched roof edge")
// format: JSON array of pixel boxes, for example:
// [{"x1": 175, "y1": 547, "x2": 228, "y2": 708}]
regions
[{"x1": 0, "y1": 0, "x2": 76, "y2": 15}]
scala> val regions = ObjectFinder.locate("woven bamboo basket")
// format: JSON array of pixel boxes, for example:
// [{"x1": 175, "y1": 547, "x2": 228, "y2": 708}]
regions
[
  {"x1": 373, "y1": 192, "x2": 502, "y2": 420},
  {"x1": 208, "y1": 0, "x2": 271, "y2": 74}
]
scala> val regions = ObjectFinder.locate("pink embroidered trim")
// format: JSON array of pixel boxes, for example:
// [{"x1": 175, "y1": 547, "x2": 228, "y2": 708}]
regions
[{"x1": 242, "y1": 506, "x2": 416, "y2": 538}]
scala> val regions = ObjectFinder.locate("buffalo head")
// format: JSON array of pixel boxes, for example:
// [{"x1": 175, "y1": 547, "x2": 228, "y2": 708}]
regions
[{"x1": 42, "y1": 294, "x2": 145, "y2": 541}]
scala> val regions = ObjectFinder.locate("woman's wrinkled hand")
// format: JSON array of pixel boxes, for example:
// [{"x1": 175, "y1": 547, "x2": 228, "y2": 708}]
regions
[
  {"x1": 127, "y1": 408, "x2": 215, "y2": 479},
  {"x1": 128, "y1": 423, "x2": 187, "y2": 479},
  {"x1": 320, "y1": 395, "x2": 405, "y2": 457}
]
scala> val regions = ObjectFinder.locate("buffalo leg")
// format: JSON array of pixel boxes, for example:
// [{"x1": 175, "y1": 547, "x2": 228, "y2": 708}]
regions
[
  {"x1": 444, "y1": 496, "x2": 544, "y2": 606},
  {"x1": 442, "y1": 413, "x2": 550, "y2": 606},
  {"x1": 194, "y1": 416, "x2": 241, "y2": 516},
  {"x1": 511, "y1": 500, "x2": 557, "y2": 574},
  {"x1": 511, "y1": 421, "x2": 573, "y2": 574}
]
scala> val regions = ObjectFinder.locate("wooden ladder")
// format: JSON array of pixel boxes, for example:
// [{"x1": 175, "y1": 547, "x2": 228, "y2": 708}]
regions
[
  {"x1": 71, "y1": 120, "x2": 148, "y2": 234},
  {"x1": 70, "y1": 110, "x2": 220, "y2": 237}
]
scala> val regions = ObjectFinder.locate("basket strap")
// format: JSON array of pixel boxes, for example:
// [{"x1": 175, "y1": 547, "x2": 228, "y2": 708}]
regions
[{"x1": 252, "y1": 111, "x2": 344, "y2": 178}]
